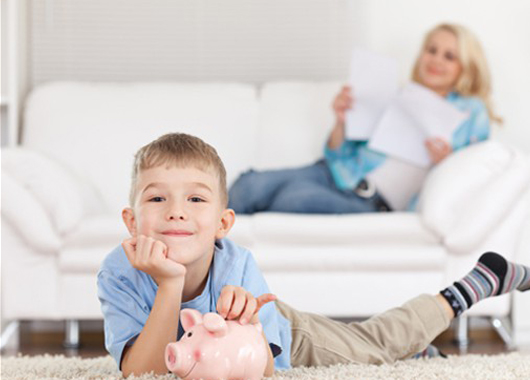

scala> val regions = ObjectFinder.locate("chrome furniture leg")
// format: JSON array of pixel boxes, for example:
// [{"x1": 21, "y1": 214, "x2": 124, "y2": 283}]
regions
[
  {"x1": 491, "y1": 317, "x2": 515, "y2": 350},
  {"x1": 63, "y1": 319, "x2": 80, "y2": 349},
  {"x1": 0, "y1": 320, "x2": 20, "y2": 351},
  {"x1": 454, "y1": 316, "x2": 470, "y2": 353}
]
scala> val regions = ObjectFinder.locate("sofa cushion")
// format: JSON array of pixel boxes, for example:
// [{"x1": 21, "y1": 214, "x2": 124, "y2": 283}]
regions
[
  {"x1": 227, "y1": 215, "x2": 255, "y2": 248},
  {"x1": 2, "y1": 148, "x2": 87, "y2": 235},
  {"x1": 252, "y1": 245, "x2": 446, "y2": 272},
  {"x1": 419, "y1": 141, "x2": 530, "y2": 253},
  {"x1": 63, "y1": 215, "x2": 130, "y2": 248},
  {"x1": 60, "y1": 215, "x2": 257, "y2": 273},
  {"x1": 252, "y1": 212, "x2": 440, "y2": 246},
  {"x1": 60, "y1": 216, "x2": 129, "y2": 273},
  {"x1": 257, "y1": 82, "x2": 342, "y2": 170},
  {"x1": 2, "y1": 172, "x2": 61, "y2": 253},
  {"x1": 59, "y1": 246, "x2": 118, "y2": 274},
  {"x1": 59, "y1": 212, "x2": 439, "y2": 273}
]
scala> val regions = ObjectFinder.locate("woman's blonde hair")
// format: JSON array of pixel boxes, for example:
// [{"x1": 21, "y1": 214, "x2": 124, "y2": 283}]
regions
[{"x1": 412, "y1": 23, "x2": 501, "y2": 124}]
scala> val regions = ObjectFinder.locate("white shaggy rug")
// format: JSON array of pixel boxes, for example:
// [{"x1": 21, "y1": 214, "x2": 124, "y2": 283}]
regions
[{"x1": 1, "y1": 352, "x2": 529, "y2": 380}]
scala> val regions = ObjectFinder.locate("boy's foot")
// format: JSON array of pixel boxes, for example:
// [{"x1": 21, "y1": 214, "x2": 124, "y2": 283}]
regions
[{"x1": 440, "y1": 252, "x2": 530, "y2": 317}]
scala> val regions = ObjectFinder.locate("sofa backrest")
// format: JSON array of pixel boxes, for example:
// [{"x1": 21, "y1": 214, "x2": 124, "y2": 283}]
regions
[
  {"x1": 23, "y1": 82, "x2": 259, "y2": 215},
  {"x1": 22, "y1": 81, "x2": 343, "y2": 215},
  {"x1": 257, "y1": 82, "x2": 341, "y2": 170}
]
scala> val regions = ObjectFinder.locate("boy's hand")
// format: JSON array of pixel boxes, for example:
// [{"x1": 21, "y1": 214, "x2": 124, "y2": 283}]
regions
[
  {"x1": 216, "y1": 286, "x2": 277, "y2": 325},
  {"x1": 122, "y1": 235, "x2": 186, "y2": 285}
]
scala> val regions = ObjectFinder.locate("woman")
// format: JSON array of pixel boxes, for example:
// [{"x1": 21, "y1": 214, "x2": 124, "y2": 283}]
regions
[{"x1": 229, "y1": 23, "x2": 500, "y2": 214}]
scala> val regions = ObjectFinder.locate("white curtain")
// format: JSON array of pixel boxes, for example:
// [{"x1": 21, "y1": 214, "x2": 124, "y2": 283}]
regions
[{"x1": 30, "y1": 0, "x2": 357, "y2": 84}]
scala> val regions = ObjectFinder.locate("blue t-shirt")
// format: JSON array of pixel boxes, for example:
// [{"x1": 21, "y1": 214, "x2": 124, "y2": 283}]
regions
[
  {"x1": 97, "y1": 238, "x2": 292, "y2": 370},
  {"x1": 324, "y1": 92, "x2": 490, "y2": 191}
]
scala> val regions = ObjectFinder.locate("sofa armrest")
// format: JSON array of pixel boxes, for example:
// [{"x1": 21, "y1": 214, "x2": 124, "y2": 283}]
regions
[
  {"x1": 2, "y1": 147, "x2": 87, "y2": 235},
  {"x1": 2, "y1": 171, "x2": 61, "y2": 253},
  {"x1": 418, "y1": 141, "x2": 530, "y2": 254}
]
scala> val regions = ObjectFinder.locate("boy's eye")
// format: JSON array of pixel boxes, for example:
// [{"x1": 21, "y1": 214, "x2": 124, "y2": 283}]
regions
[
  {"x1": 427, "y1": 46, "x2": 437, "y2": 55},
  {"x1": 189, "y1": 197, "x2": 205, "y2": 203},
  {"x1": 149, "y1": 196, "x2": 165, "y2": 202}
]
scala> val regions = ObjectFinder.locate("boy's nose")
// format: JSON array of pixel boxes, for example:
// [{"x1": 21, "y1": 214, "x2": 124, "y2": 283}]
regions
[
  {"x1": 166, "y1": 202, "x2": 187, "y2": 221},
  {"x1": 168, "y1": 214, "x2": 186, "y2": 221}
]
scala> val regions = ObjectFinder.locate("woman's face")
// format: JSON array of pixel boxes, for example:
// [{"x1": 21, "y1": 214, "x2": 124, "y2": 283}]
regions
[{"x1": 417, "y1": 29, "x2": 462, "y2": 96}]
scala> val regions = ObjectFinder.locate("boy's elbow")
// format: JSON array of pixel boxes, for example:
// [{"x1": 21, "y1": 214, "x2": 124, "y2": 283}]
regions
[
  {"x1": 263, "y1": 349, "x2": 275, "y2": 377},
  {"x1": 121, "y1": 369, "x2": 132, "y2": 378},
  {"x1": 121, "y1": 366, "x2": 167, "y2": 378},
  {"x1": 121, "y1": 364, "x2": 133, "y2": 378},
  {"x1": 121, "y1": 354, "x2": 164, "y2": 378},
  {"x1": 264, "y1": 365, "x2": 275, "y2": 378},
  {"x1": 120, "y1": 361, "x2": 137, "y2": 379}
]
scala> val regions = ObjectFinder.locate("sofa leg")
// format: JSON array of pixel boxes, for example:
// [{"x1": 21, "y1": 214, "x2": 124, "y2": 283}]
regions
[
  {"x1": 491, "y1": 317, "x2": 515, "y2": 350},
  {"x1": 454, "y1": 316, "x2": 470, "y2": 353},
  {"x1": 63, "y1": 320, "x2": 80, "y2": 349},
  {"x1": 0, "y1": 320, "x2": 20, "y2": 351}
]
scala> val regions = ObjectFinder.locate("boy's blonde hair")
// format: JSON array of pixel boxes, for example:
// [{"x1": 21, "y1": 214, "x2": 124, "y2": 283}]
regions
[
  {"x1": 412, "y1": 23, "x2": 502, "y2": 124},
  {"x1": 129, "y1": 133, "x2": 228, "y2": 207}
]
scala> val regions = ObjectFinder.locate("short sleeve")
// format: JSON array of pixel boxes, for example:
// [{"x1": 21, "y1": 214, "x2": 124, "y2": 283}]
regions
[
  {"x1": 468, "y1": 101, "x2": 490, "y2": 143},
  {"x1": 97, "y1": 269, "x2": 152, "y2": 369},
  {"x1": 324, "y1": 140, "x2": 357, "y2": 161},
  {"x1": 452, "y1": 98, "x2": 490, "y2": 151}
]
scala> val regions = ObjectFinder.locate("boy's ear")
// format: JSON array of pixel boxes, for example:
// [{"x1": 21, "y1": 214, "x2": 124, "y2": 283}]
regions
[
  {"x1": 122, "y1": 207, "x2": 138, "y2": 237},
  {"x1": 215, "y1": 208, "x2": 235, "y2": 239}
]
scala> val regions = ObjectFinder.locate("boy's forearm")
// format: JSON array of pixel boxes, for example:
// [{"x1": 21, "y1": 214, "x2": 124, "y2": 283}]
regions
[{"x1": 121, "y1": 279, "x2": 184, "y2": 377}]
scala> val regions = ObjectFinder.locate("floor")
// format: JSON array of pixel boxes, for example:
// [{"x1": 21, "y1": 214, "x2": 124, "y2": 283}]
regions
[{"x1": 2, "y1": 319, "x2": 528, "y2": 359}]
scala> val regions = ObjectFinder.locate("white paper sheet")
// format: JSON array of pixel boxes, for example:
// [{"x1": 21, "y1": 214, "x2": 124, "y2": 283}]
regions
[
  {"x1": 368, "y1": 83, "x2": 469, "y2": 168},
  {"x1": 345, "y1": 49, "x2": 399, "y2": 140}
]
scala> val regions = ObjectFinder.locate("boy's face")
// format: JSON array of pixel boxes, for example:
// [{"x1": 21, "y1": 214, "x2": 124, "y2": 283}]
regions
[{"x1": 122, "y1": 164, "x2": 234, "y2": 268}]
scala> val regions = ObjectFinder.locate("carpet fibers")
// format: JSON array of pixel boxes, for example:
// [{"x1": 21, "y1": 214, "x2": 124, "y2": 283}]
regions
[{"x1": 1, "y1": 352, "x2": 529, "y2": 380}]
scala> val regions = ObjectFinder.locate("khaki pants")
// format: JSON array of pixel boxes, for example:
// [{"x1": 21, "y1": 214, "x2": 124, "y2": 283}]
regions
[{"x1": 275, "y1": 294, "x2": 451, "y2": 367}]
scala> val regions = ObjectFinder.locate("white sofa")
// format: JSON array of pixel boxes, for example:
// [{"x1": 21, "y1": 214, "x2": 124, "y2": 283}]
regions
[{"x1": 2, "y1": 82, "x2": 530, "y2": 349}]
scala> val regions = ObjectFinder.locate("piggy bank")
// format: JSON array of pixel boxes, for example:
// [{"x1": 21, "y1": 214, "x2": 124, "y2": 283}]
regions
[{"x1": 165, "y1": 308, "x2": 268, "y2": 380}]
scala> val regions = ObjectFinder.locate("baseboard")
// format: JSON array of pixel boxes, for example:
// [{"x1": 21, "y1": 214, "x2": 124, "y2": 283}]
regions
[
  {"x1": 434, "y1": 326, "x2": 502, "y2": 344},
  {"x1": 21, "y1": 330, "x2": 104, "y2": 346}
]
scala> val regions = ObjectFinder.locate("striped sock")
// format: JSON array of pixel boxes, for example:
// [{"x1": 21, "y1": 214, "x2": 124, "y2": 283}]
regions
[{"x1": 440, "y1": 252, "x2": 530, "y2": 317}]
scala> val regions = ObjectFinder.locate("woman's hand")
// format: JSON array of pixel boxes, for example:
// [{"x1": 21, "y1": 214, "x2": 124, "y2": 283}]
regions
[
  {"x1": 122, "y1": 235, "x2": 187, "y2": 286},
  {"x1": 216, "y1": 286, "x2": 277, "y2": 324},
  {"x1": 425, "y1": 137, "x2": 453, "y2": 164},
  {"x1": 328, "y1": 85, "x2": 354, "y2": 149},
  {"x1": 332, "y1": 85, "x2": 355, "y2": 126}
]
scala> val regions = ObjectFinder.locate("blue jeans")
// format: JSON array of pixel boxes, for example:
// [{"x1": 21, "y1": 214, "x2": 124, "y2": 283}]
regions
[{"x1": 228, "y1": 160, "x2": 385, "y2": 214}]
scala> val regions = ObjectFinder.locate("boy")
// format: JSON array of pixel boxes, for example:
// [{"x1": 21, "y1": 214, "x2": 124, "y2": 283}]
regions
[{"x1": 98, "y1": 133, "x2": 530, "y2": 377}]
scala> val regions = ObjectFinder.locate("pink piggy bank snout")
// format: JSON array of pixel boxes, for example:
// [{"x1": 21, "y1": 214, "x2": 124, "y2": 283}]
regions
[
  {"x1": 165, "y1": 343, "x2": 182, "y2": 373},
  {"x1": 165, "y1": 343, "x2": 201, "y2": 374}
]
